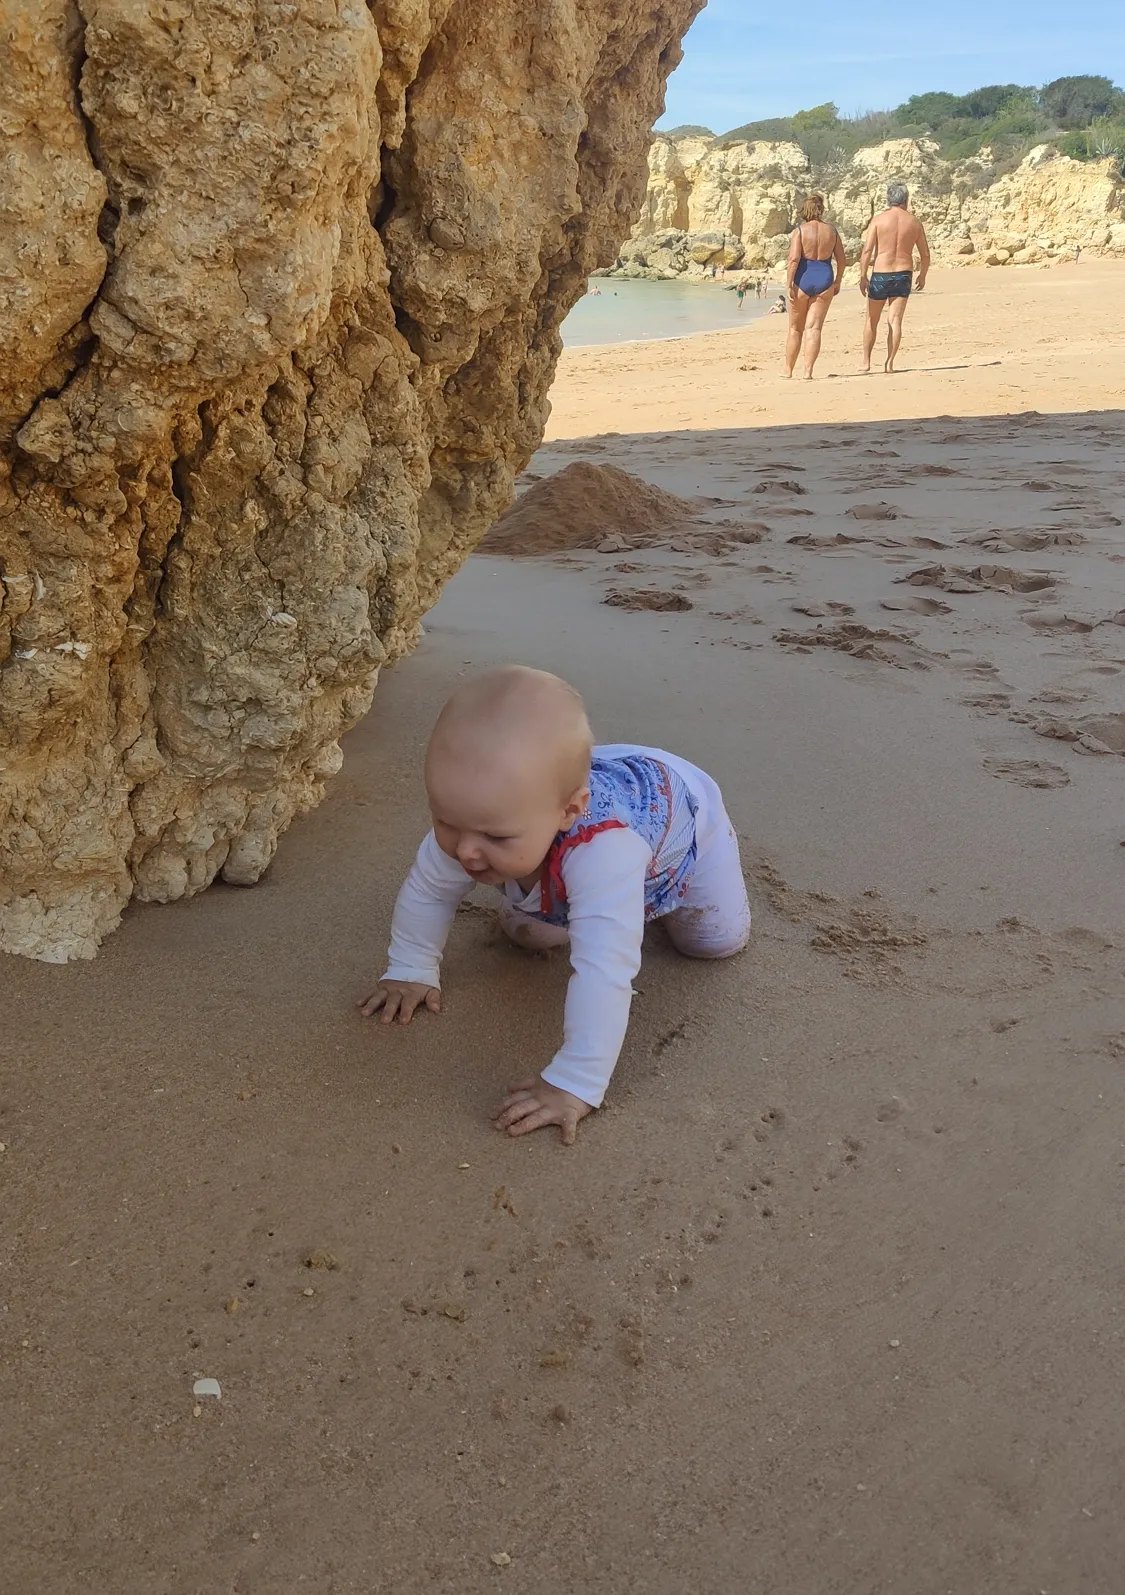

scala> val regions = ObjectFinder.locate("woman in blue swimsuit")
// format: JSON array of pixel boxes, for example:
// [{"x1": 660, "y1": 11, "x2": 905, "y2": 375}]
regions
[{"x1": 784, "y1": 195, "x2": 847, "y2": 379}]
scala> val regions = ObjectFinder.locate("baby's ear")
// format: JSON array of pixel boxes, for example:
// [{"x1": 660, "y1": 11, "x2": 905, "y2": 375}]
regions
[{"x1": 564, "y1": 784, "x2": 590, "y2": 823}]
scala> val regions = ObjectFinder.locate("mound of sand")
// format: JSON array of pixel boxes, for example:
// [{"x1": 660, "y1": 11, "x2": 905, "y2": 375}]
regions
[{"x1": 480, "y1": 461, "x2": 696, "y2": 555}]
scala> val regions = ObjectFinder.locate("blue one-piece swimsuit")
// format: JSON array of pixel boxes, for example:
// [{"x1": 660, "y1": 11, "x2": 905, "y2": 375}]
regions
[{"x1": 794, "y1": 257, "x2": 834, "y2": 297}]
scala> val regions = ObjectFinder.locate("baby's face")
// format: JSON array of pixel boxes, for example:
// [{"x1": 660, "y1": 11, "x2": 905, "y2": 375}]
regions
[{"x1": 427, "y1": 757, "x2": 587, "y2": 886}]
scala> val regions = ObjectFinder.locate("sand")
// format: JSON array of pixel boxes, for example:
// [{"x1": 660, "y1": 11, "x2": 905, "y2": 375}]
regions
[
  {"x1": 547, "y1": 259, "x2": 1125, "y2": 436},
  {"x1": 480, "y1": 460, "x2": 697, "y2": 554},
  {"x1": 5, "y1": 262, "x2": 1125, "y2": 1594}
]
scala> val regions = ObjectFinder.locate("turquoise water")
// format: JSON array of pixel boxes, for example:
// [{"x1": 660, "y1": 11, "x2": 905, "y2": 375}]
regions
[{"x1": 560, "y1": 276, "x2": 779, "y2": 347}]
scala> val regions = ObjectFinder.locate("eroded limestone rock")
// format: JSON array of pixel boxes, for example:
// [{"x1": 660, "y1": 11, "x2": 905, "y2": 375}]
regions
[
  {"x1": 614, "y1": 133, "x2": 1125, "y2": 278},
  {"x1": 0, "y1": 0, "x2": 701, "y2": 959}
]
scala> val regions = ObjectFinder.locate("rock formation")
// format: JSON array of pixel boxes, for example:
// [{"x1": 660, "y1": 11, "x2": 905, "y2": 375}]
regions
[
  {"x1": 0, "y1": 0, "x2": 702, "y2": 961},
  {"x1": 613, "y1": 133, "x2": 1125, "y2": 277}
]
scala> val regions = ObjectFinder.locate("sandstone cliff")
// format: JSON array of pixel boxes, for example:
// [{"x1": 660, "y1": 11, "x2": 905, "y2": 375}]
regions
[
  {"x1": 614, "y1": 133, "x2": 1125, "y2": 277},
  {"x1": 0, "y1": 0, "x2": 701, "y2": 960}
]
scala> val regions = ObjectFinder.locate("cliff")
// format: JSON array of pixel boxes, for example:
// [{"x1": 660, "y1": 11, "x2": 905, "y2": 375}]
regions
[
  {"x1": 0, "y1": 0, "x2": 701, "y2": 961},
  {"x1": 614, "y1": 134, "x2": 1125, "y2": 277}
]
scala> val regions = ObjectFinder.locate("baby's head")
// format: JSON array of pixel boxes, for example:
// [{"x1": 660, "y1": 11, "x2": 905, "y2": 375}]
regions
[{"x1": 425, "y1": 666, "x2": 593, "y2": 885}]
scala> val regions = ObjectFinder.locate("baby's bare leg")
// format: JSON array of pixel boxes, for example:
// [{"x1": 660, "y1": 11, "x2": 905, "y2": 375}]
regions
[{"x1": 498, "y1": 900, "x2": 570, "y2": 952}]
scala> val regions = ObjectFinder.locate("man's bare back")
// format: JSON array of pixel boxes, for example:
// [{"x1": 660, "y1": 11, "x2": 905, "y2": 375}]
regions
[
  {"x1": 863, "y1": 206, "x2": 928, "y2": 274},
  {"x1": 858, "y1": 184, "x2": 931, "y2": 373}
]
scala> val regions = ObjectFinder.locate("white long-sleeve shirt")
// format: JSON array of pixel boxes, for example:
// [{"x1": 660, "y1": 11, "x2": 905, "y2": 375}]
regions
[
  {"x1": 382, "y1": 746, "x2": 720, "y2": 1109},
  {"x1": 383, "y1": 826, "x2": 649, "y2": 1106}
]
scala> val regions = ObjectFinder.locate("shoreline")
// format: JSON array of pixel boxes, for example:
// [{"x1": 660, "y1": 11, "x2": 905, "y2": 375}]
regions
[
  {"x1": 548, "y1": 261, "x2": 1125, "y2": 436},
  {"x1": 563, "y1": 274, "x2": 776, "y2": 349},
  {"x1": 563, "y1": 313, "x2": 772, "y2": 352}
]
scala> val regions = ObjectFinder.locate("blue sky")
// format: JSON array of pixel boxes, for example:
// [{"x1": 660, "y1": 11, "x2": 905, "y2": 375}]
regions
[{"x1": 657, "y1": 0, "x2": 1125, "y2": 132}]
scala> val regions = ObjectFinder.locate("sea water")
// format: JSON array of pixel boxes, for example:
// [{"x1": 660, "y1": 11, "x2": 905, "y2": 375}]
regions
[{"x1": 560, "y1": 276, "x2": 778, "y2": 347}]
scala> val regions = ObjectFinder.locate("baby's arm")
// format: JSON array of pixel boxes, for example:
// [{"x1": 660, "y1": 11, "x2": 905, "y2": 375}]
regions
[
  {"x1": 360, "y1": 831, "x2": 473, "y2": 1023},
  {"x1": 493, "y1": 829, "x2": 649, "y2": 1140}
]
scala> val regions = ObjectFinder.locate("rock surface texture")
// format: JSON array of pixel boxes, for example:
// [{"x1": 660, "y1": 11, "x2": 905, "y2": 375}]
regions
[
  {"x1": 615, "y1": 134, "x2": 1125, "y2": 277},
  {"x1": 0, "y1": 0, "x2": 701, "y2": 960}
]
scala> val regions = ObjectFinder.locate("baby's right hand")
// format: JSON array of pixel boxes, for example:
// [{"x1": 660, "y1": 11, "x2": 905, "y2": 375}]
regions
[{"x1": 359, "y1": 981, "x2": 441, "y2": 1025}]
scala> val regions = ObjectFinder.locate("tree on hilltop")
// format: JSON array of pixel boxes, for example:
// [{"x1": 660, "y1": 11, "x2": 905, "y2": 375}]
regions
[
  {"x1": 896, "y1": 91, "x2": 959, "y2": 125},
  {"x1": 1041, "y1": 75, "x2": 1124, "y2": 128},
  {"x1": 954, "y1": 84, "x2": 1030, "y2": 120},
  {"x1": 791, "y1": 102, "x2": 839, "y2": 131}
]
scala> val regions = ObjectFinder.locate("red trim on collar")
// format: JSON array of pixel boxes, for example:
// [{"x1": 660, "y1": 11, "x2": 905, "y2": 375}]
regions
[{"x1": 539, "y1": 819, "x2": 628, "y2": 916}]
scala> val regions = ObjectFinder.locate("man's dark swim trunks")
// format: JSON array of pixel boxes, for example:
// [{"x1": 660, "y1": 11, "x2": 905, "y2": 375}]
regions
[{"x1": 868, "y1": 270, "x2": 912, "y2": 301}]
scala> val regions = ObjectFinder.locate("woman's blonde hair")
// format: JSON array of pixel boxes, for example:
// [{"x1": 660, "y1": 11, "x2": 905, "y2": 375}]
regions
[{"x1": 801, "y1": 194, "x2": 825, "y2": 222}]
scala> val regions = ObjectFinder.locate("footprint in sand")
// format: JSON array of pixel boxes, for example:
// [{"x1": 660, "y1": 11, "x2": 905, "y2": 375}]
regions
[
  {"x1": 603, "y1": 589, "x2": 692, "y2": 613},
  {"x1": 773, "y1": 621, "x2": 933, "y2": 669},
  {"x1": 846, "y1": 502, "x2": 902, "y2": 522},
  {"x1": 964, "y1": 529, "x2": 1085, "y2": 553},
  {"x1": 1031, "y1": 688, "x2": 1089, "y2": 706},
  {"x1": 880, "y1": 596, "x2": 953, "y2": 617},
  {"x1": 791, "y1": 601, "x2": 855, "y2": 618},
  {"x1": 1022, "y1": 609, "x2": 1098, "y2": 633},
  {"x1": 902, "y1": 563, "x2": 1057, "y2": 596},
  {"x1": 961, "y1": 692, "x2": 1012, "y2": 715},
  {"x1": 982, "y1": 755, "x2": 1071, "y2": 789},
  {"x1": 1034, "y1": 712, "x2": 1125, "y2": 756},
  {"x1": 1048, "y1": 509, "x2": 1123, "y2": 530},
  {"x1": 788, "y1": 531, "x2": 898, "y2": 550}
]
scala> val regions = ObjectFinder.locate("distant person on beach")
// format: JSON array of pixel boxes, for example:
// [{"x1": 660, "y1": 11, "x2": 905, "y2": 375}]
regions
[
  {"x1": 361, "y1": 667, "x2": 751, "y2": 1145},
  {"x1": 769, "y1": 294, "x2": 787, "y2": 314},
  {"x1": 784, "y1": 194, "x2": 847, "y2": 379},
  {"x1": 736, "y1": 281, "x2": 747, "y2": 309},
  {"x1": 858, "y1": 183, "x2": 930, "y2": 374}
]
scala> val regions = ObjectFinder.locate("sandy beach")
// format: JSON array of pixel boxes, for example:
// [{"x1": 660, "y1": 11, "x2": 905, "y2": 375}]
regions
[
  {"x1": 549, "y1": 260, "x2": 1125, "y2": 432},
  {"x1": 5, "y1": 261, "x2": 1125, "y2": 1593}
]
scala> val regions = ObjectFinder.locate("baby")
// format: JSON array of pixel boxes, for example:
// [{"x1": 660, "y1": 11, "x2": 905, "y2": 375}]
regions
[{"x1": 361, "y1": 666, "x2": 751, "y2": 1143}]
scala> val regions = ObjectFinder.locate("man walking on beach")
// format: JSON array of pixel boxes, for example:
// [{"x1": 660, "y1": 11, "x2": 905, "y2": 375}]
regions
[{"x1": 858, "y1": 183, "x2": 930, "y2": 373}]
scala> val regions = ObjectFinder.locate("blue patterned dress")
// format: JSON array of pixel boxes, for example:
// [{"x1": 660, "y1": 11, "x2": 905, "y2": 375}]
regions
[{"x1": 535, "y1": 749, "x2": 698, "y2": 927}]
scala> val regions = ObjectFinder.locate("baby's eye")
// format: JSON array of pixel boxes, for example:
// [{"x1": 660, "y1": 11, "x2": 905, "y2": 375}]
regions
[{"x1": 483, "y1": 834, "x2": 513, "y2": 845}]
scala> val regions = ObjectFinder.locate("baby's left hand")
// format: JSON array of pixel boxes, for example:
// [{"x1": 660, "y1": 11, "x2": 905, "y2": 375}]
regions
[{"x1": 491, "y1": 1078, "x2": 592, "y2": 1146}]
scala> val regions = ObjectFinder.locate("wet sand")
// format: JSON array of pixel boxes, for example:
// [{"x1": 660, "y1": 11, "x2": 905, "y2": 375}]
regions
[{"x1": 4, "y1": 262, "x2": 1125, "y2": 1594}]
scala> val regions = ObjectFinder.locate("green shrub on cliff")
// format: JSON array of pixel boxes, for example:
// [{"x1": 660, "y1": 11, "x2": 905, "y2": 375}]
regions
[{"x1": 710, "y1": 75, "x2": 1125, "y2": 169}]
